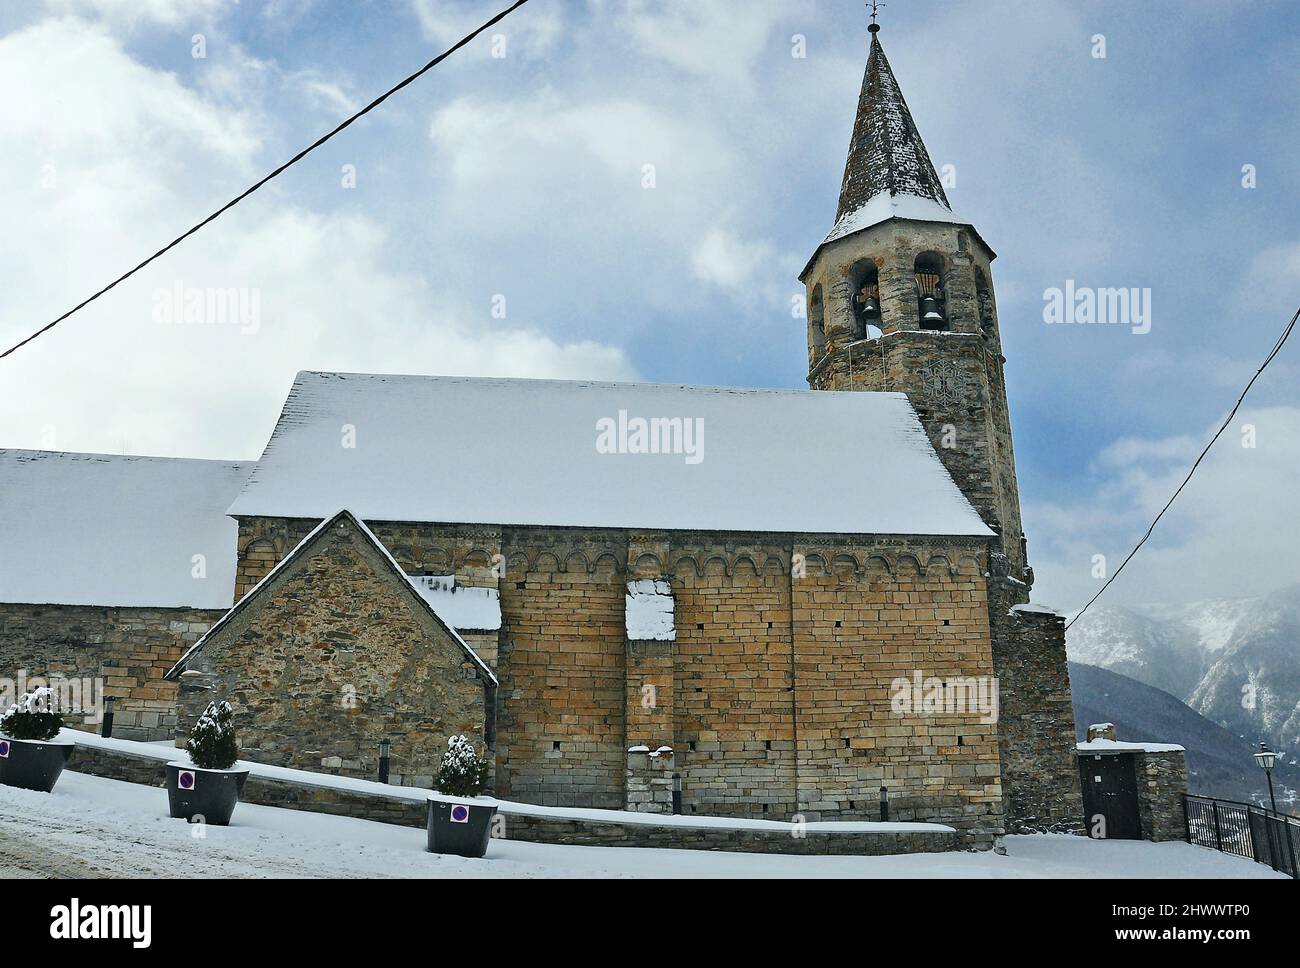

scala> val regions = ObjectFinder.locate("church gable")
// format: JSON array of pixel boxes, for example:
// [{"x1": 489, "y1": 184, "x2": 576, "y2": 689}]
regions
[{"x1": 168, "y1": 510, "x2": 495, "y2": 784}]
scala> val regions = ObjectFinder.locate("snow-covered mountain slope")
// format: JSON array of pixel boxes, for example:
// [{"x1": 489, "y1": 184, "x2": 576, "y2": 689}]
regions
[
  {"x1": 1070, "y1": 662, "x2": 1299, "y2": 808},
  {"x1": 1067, "y1": 584, "x2": 1300, "y2": 758}
]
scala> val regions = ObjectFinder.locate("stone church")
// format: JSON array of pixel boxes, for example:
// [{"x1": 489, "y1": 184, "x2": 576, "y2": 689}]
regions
[{"x1": 0, "y1": 25, "x2": 1081, "y2": 847}]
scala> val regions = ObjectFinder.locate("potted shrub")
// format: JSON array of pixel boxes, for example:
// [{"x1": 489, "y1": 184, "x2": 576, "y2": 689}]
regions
[
  {"x1": 0, "y1": 687, "x2": 73, "y2": 793},
  {"x1": 166, "y1": 700, "x2": 248, "y2": 826},
  {"x1": 427, "y1": 734, "x2": 496, "y2": 858}
]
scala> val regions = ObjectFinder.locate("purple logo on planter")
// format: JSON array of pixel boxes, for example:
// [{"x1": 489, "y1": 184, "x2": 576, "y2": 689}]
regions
[
  {"x1": 178, "y1": 770, "x2": 196, "y2": 791},
  {"x1": 450, "y1": 804, "x2": 470, "y2": 824},
  {"x1": 0, "y1": 740, "x2": 9, "y2": 758}
]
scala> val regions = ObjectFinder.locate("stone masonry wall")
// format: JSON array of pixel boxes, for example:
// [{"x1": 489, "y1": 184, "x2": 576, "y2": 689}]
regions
[
  {"x1": 233, "y1": 516, "x2": 1001, "y2": 844},
  {"x1": 1137, "y1": 749, "x2": 1190, "y2": 843},
  {"x1": 66, "y1": 741, "x2": 959, "y2": 856},
  {"x1": 177, "y1": 517, "x2": 489, "y2": 788},
  {"x1": 988, "y1": 585, "x2": 1084, "y2": 833},
  {"x1": 789, "y1": 541, "x2": 1002, "y2": 844},
  {"x1": 0, "y1": 603, "x2": 221, "y2": 740},
  {"x1": 496, "y1": 528, "x2": 628, "y2": 809},
  {"x1": 670, "y1": 541, "x2": 798, "y2": 818}
]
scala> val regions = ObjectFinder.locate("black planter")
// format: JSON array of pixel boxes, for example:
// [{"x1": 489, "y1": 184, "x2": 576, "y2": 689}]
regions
[
  {"x1": 0, "y1": 736, "x2": 74, "y2": 793},
  {"x1": 427, "y1": 799, "x2": 496, "y2": 858},
  {"x1": 165, "y1": 762, "x2": 249, "y2": 826}
]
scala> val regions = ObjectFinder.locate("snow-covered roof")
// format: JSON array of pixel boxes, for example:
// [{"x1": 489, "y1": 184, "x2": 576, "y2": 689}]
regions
[
  {"x1": 825, "y1": 191, "x2": 960, "y2": 246},
  {"x1": 1011, "y1": 602, "x2": 1063, "y2": 617},
  {"x1": 227, "y1": 372, "x2": 993, "y2": 539},
  {"x1": 0, "y1": 450, "x2": 250, "y2": 609},
  {"x1": 1078, "y1": 739, "x2": 1186, "y2": 755},
  {"x1": 626, "y1": 580, "x2": 675, "y2": 641},
  {"x1": 167, "y1": 509, "x2": 496, "y2": 685},
  {"x1": 410, "y1": 576, "x2": 502, "y2": 632}
]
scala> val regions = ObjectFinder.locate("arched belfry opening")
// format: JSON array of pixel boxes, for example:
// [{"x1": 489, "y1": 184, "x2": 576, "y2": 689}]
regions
[
  {"x1": 849, "y1": 260, "x2": 883, "y2": 339},
  {"x1": 914, "y1": 252, "x2": 948, "y2": 331}
]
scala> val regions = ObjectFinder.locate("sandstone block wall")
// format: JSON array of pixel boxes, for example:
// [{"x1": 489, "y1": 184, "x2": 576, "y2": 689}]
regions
[
  {"x1": 235, "y1": 516, "x2": 1003, "y2": 843},
  {"x1": 496, "y1": 528, "x2": 628, "y2": 809},
  {"x1": 790, "y1": 543, "x2": 1001, "y2": 842}
]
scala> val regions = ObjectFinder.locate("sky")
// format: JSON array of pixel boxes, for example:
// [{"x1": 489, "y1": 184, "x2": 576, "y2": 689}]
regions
[{"x1": 1, "y1": 0, "x2": 1298, "y2": 613}]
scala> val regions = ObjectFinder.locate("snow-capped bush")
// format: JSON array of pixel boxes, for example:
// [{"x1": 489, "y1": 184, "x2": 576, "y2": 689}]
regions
[
  {"x1": 436, "y1": 734, "x2": 489, "y2": 797},
  {"x1": 0, "y1": 687, "x2": 64, "y2": 741},
  {"x1": 185, "y1": 700, "x2": 239, "y2": 770}
]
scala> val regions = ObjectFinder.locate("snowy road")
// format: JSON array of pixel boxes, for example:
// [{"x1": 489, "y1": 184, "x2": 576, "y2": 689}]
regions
[{"x1": 0, "y1": 771, "x2": 1286, "y2": 879}]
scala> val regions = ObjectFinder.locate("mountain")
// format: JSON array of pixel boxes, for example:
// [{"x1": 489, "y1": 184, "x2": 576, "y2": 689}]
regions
[
  {"x1": 1067, "y1": 584, "x2": 1300, "y2": 762},
  {"x1": 1070, "y1": 661, "x2": 1300, "y2": 808}
]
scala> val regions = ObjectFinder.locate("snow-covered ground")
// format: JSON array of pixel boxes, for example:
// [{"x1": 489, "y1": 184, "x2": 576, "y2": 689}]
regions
[{"x1": 0, "y1": 771, "x2": 1285, "y2": 879}]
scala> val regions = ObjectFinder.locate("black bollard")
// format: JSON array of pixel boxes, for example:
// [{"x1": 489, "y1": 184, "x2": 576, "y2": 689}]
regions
[
  {"x1": 101, "y1": 696, "x2": 115, "y2": 739},
  {"x1": 378, "y1": 738, "x2": 391, "y2": 784},
  {"x1": 672, "y1": 772, "x2": 683, "y2": 815},
  {"x1": 879, "y1": 784, "x2": 889, "y2": 822}
]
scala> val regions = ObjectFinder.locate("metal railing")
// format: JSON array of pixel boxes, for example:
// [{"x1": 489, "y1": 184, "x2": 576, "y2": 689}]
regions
[{"x1": 1184, "y1": 794, "x2": 1299, "y2": 879}]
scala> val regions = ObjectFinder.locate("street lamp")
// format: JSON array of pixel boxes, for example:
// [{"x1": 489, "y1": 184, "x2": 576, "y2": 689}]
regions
[{"x1": 1253, "y1": 743, "x2": 1278, "y2": 814}]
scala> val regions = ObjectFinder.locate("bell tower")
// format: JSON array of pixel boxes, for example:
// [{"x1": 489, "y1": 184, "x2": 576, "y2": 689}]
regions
[{"x1": 801, "y1": 19, "x2": 1030, "y2": 585}]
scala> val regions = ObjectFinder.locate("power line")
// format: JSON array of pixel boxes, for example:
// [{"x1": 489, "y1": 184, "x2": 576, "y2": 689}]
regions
[
  {"x1": 1066, "y1": 304, "x2": 1300, "y2": 630},
  {"x1": 1, "y1": 0, "x2": 532, "y2": 362}
]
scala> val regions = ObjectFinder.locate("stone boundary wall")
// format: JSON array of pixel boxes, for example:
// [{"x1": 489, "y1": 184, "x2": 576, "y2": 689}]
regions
[
  {"x1": 501, "y1": 815, "x2": 956, "y2": 855},
  {"x1": 64, "y1": 743, "x2": 957, "y2": 856},
  {"x1": 1137, "y1": 749, "x2": 1190, "y2": 843},
  {"x1": 988, "y1": 591, "x2": 1083, "y2": 834}
]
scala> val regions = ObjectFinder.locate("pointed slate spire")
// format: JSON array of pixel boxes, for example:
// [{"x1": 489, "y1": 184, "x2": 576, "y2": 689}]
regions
[{"x1": 835, "y1": 26, "x2": 950, "y2": 226}]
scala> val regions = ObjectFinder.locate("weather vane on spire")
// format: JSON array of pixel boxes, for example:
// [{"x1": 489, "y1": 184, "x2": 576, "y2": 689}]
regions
[{"x1": 868, "y1": 0, "x2": 885, "y2": 33}]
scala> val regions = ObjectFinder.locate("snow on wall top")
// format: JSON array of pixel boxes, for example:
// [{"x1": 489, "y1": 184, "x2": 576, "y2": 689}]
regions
[
  {"x1": 626, "y1": 579, "x2": 675, "y2": 641},
  {"x1": 1077, "y1": 739, "x2": 1186, "y2": 754},
  {"x1": 410, "y1": 576, "x2": 502, "y2": 632},
  {"x1": 227, "y1": 372, "x2": 994, "y2": 538},
  {"x1": 0, "y1": 450, "x2": 250, "y2": 609}
]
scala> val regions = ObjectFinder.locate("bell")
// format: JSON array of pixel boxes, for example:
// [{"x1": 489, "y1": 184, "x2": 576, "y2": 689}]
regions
[
  {"x1": 920, "y1": 295, "x2": 945, "y2": 323},
  {"x1": 862, "y1": 295, "x2": 880, "y2": 318}
]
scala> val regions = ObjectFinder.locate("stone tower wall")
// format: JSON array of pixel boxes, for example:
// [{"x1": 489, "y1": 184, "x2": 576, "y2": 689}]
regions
[
  {"x1": 803, "y1": 218, "x2": 1083, "y2": 833},
  {"x1": 805, "y1": 219, "x2": 1026, "y2": 580}
]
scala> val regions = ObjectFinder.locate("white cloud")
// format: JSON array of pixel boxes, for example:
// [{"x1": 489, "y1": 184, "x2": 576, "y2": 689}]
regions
[
  {"x1": 410, "y1": 0, "x2": 564, "y2": 57},
  {"x1": 43, "y1": 0, "x2": 233, "y2": 28},
  {"x1": 690, "y1": 227, "x2": 775, "y2": 296},
  {"x1": 1029, "y1": 405, "x2": 1300, "y2": 609},
  {"x1": 0, "y1": 17, "x2": 634, "y2": 460},
  {"x1": 291, "y1": 72, "x2": 360, "y2": 116},
  {"x1": 424, "y1": 89, "x2": 745, "y2": 320},
  {"x1": 619, "y1": 0, "x2": 794, "y2": 85}
]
